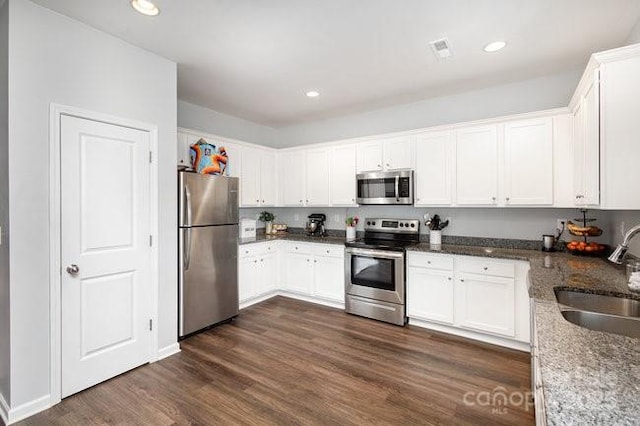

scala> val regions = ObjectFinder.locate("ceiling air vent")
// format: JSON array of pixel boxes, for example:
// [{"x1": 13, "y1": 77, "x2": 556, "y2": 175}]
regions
[{"x1": 430, "y1": 38, "x2": 452, "y2": 59}]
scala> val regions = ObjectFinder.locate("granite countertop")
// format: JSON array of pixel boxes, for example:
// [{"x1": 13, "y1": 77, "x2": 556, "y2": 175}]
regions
[
  {"x1": 239, "y1": 232, "x2": 347, "y2": 246},
  {"x1": 408, "y1": 242, "x2": 640, "y2": 425}
]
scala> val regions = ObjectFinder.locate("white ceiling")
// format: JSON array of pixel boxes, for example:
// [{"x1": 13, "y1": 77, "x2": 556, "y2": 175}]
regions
[{"x1": 30, "y1": 0, "x2": 640, "y2": 127}]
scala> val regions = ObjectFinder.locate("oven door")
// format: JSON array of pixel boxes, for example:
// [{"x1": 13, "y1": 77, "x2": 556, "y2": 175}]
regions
[{"x1": 345, "y1": 247, "x2": 405, "y2": 304}]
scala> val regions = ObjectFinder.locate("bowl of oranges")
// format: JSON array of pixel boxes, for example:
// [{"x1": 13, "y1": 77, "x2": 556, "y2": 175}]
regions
[{"x1": 565, "y1": 240, "x2": 608, "y2": 256}]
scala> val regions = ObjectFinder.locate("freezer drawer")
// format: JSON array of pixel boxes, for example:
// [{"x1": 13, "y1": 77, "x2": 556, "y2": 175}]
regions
[
  {"x1": 179, "y1": 224, "x2": 239, "y2": 337},
  {"x1": 179, "y1": 172, "x2": 239, "y2": 227}
]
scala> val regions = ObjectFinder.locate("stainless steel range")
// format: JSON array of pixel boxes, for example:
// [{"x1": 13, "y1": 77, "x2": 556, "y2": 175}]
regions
[{"x1": 344, "y1": 218, "x2": 420, "y2": 326}]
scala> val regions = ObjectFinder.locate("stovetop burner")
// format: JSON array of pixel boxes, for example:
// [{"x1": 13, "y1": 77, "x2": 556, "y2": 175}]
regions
[
  {"x1": 344, "y1": 238, "x2": 418, "y2": 251},
  {"x1": 344, "y1": 218, "x2": 421, "y2": 252}
]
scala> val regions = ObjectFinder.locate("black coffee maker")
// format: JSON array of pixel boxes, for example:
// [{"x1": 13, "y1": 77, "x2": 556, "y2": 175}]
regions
[{"x1": 305, "y1": 213, "x2": 327, "y2": 237}]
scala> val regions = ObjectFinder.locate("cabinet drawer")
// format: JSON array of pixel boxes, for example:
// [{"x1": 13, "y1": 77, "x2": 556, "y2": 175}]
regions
[
  {"x1": 285, "y1": 242, "x2": 313, "y2": 254},
  {"x1": 456, "y1": 257, "x2": 515, "y2": 278},
  {"x1": 313, "y1": 244, "x2": 344, "y2": 258},
  {"x1": 239, "y1": 243, "x2": 266, "y2": 258},
  {"x1": 408, "y1": 252, "x2": 454, "y2": 270}
]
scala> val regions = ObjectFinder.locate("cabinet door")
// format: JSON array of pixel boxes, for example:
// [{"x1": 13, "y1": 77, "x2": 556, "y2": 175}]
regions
[
  {"x1": 383, "y1": 136, "x2": 414, "y2": 170},
  {"x1": 240, "y1": 147, "x2": 261, "y2": 207},
  {"x1": 281, "y1": 151, "x2": 306, "y2": 206},
  {"x1": 306, "y1": 148, "x2": 330, "y2": 206},
  {"x1": 284, "y1": 252, "x2": 314, "y2": 295},
  {"x1": 313, "y1": 254, "x2": 345, "y2": 303},
  {"x1": 260, "y1": 150, "x2": 278, "y2": 206},
  {"x1": 357, "y1": 141, "x2": 383, "y2": 172},
  {"x1": 238, "y1": 256, "x2": 257, "y2": 303},
  {"x1": 456, "y1": 273, "x2": 515, "y2": 337},
  {"x1": 455, "y1": 125, "x2": 499, "y2": 205},
  {"x1": 257, "y1": 252, "x2": 278, "y2": 295},
  {"x1": 330, "y1": 145, "x2": 357, "y2": 206},
  {"x1": 177, "y1": 131, "x2": 191, "y2": 167},
  {"x1": 415, "y1": 131, "x2": 453, "y2": 206},
  {"x1": 220, "y1": 141, "x2": 241, "y2": 178},
  {"x1": 407, "y1": 267, "x2": 454, "y2": 324},
  {"x1": 503, "y1": 118, "x2": 553, "y2": 205},
  {"x1": 581, "y1": 77, "x2": 600, "y2": 206}
]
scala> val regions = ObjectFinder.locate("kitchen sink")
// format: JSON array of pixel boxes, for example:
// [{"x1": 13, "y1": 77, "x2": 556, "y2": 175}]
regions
[
  {"x1": 554, "y1": 288, "x2": 640, "y2": 338},
  {"x1": 555, "y1": 289, "x2": 640, "y2": 318},
  {"x1": 560, "y1": 310, "x2": 640, "y2": 338}
]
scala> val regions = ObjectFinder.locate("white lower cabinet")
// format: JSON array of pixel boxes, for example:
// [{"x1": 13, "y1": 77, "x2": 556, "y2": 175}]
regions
[
  {"x1": 407, "y1": 251, "x2": 529, "y2": 349},
  {"x1": 456, "y1": 272, "x2": 515, "y2": 337},
  {"x1": 240, "y1": 241, "x2": 345, "y2": 308},
  {"x1": 282, "y1": 242, "x2": 345, "y2": 303},
  {"x1": 407, "y1": 254, "x2": 454, "y2": 324},
  {"x1": 238, "y1": 242, "x2": 279, "y2": 304}
]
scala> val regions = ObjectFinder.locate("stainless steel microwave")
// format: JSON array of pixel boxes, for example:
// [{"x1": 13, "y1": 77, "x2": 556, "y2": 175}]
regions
[{"x1": 356, "y1": 170, "x2": 413, "y2": 205}]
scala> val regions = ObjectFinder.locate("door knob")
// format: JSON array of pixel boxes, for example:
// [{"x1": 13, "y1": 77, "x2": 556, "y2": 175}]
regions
[{"x1": 66, "y1": 264, "x2": 80, "y2": 275}]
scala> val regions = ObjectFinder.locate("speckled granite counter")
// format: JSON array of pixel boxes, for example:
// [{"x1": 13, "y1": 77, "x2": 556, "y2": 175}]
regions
[
  {"x1": 239, "y1": 232, "x2": 347, "y2": 246},
  {"x1": 408, "y1": 243, "x2": 640, "y2": 425}
]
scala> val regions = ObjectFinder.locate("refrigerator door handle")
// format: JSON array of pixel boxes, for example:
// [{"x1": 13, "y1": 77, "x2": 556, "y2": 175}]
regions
[
  {"x1": 185, "y1": 183, "x2": 193, "y2": 227},
  {"x1": 184, "y1": 228, "x2": 192, "y2": 270}
]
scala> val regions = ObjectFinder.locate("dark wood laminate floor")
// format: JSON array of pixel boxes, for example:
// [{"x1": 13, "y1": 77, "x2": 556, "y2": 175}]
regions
[{"x1": 19, "y1": 296, "x2": 534, "y2": 425}]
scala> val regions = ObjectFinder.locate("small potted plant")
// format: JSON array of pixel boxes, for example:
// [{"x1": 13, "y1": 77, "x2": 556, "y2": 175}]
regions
[
  {"x1": 345, "y1": 216, "x2": 359, "y2": 240},
  {"x1": 259, "y1": 211, "x2": 276, "y2": 235}
]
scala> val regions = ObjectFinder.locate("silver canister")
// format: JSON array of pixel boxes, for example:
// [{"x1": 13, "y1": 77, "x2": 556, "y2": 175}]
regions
[{"x1": 542, "y1": 234, "x2": 555, "y2": 251}]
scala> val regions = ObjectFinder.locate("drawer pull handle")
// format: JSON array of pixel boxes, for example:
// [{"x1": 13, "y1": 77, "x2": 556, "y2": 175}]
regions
[
  {"x1": 447, "y1": 277, "x2": 452, "y2": 281},
  {"x1": 483, "y1": 267, "x2": 488, "y2": 271},
  {"x1": 427, "y1": 261, "x2": 431, "y2": 264},
  {"x1": 460, "y1": 279, "x2": 465, "y2": 282}
]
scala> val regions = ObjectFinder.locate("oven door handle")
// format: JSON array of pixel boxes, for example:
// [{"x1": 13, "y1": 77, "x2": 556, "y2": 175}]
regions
[{"x1": 345, "y1": 247, "x2": 404, "y2": 259}]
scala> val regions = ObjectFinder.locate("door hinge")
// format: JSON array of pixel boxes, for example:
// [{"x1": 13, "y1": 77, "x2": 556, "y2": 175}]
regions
[
  {"x1": 149, "y1": 319, "x2": 153, "y2": 331},
  {"x1": 149, "y1": 235, "x2": 153, "y2": 246},
  {"x1": 149, "y1": 151, "x2": 153, "y2": 163}
]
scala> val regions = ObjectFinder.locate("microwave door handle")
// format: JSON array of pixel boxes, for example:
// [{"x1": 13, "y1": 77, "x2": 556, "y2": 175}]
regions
[{"x1": 395, "y1": 175, "x2": 400, "y2": 202}]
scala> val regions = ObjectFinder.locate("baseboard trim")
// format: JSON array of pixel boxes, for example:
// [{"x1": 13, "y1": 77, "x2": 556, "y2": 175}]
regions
[
  {"x1": 157, "y1": 343, "x2": 181, "y2": 361},
  {"x1": 239, "y1": 291, "x2": 279, "y2": 310},
  {"x1": 277, "y1": 292, "x2": 345, "y2": 310},
  {"x1": 408, "y1": 318, "x2": 530, "y2": 352},
  {"x1": 4, "y1": 394, "x2": 51, "y2": 424},
  {"x1": 0, "y1": 392, "x2": 9, "y2": 425}
]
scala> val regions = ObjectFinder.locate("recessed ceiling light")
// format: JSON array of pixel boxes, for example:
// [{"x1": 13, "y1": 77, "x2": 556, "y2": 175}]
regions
[
  {"x1": 483, "y1": 41, "x2": 507, "y2": 53},
  {"x1": 131, "y1": 0, "x2": 160, "y2": 16},
  {"x1": 306, "y1": 91, "x2": 320, "y2": 98}
]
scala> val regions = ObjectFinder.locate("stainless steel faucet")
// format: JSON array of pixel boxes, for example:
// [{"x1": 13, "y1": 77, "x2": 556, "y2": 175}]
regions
[{"x1": 608, "y1": 224, "x2": 640, "y2": 264}]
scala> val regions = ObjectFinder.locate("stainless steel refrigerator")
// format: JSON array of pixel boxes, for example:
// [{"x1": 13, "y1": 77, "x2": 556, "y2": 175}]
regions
[{"x1": 178, "y1": 171, "x2": 239, "y2": 338}]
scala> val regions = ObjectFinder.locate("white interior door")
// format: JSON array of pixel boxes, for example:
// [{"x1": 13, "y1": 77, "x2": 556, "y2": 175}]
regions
[{"x1": 60, "y1": 115, "x2": 152, "y2": 398}]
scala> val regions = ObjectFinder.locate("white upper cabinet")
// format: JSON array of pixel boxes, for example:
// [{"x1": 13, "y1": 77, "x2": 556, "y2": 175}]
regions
[
  {"x1": 240, "y1": 146, "x2": 278, "y2": 207},
  {"x1": 240, "y1": 147, "x2": 261, "y2": 207},
  {"x1": 281, "y1": 148, "x2": 331, "y2": 207},
  {"x1": 599, "y1": 52, "x2": 640, "y2": 209},
  {"x1": 281, "y1": 150, "x2": 306, "y2": 206},
  {"x1": 572, "y1": 74, "x2": 600, "y2": 207},
  {"x1": 305, "y1": 148, "x2": 330, "y2": 206},
  {"x1": 330, "y1": 144, "x2": 357, "y2": 206},
  {"x1": 503, "y1": 118, "x2": 553, "y2": 205},
  {"x1": 357, "y1": 140, "x2": 384, "y2": 172},
  {"x1": 415, "y1": 131, "x2": 453, "y2": 206},
  {"x1": 455, "y1": 125, "x2": 499, "y2": 205},
  {"x1": 356, "y1": 136, "x2": 414, "y2": 172},
  {"x1": 259, "y1": 150, "x2": 278, "y2": 206},
  {"x1": 383, "y1": 136, "x2": 414, "y2": 170}
]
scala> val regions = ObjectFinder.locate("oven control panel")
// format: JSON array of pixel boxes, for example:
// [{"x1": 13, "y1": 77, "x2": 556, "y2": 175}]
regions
[{"x1": 363, "y1": 218, "x2": 420, "y2": 234}]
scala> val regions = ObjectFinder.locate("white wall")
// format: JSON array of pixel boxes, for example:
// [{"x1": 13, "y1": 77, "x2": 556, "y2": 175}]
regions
[
  {"x1": 274, "y1": 69, "x2": 582, "y2": 147},
  {"x1": 7, "y1": 0, "x2": 177, "y2": 408},
  {"x1": 609, "y1": 211, "x2": 640, "y2": 257},
  {"x1": 0, "y1": 0, "x2": 10, "y2": 407},
  {"x1": 240, "y1": 207, "x2": 612, "y2": 244},
  {"x1": 628, "y1": 18, "x2": 640, "y2": 44},
  {"x1": 178, "y1": 100, "x2": 277, "y2": 147}
]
